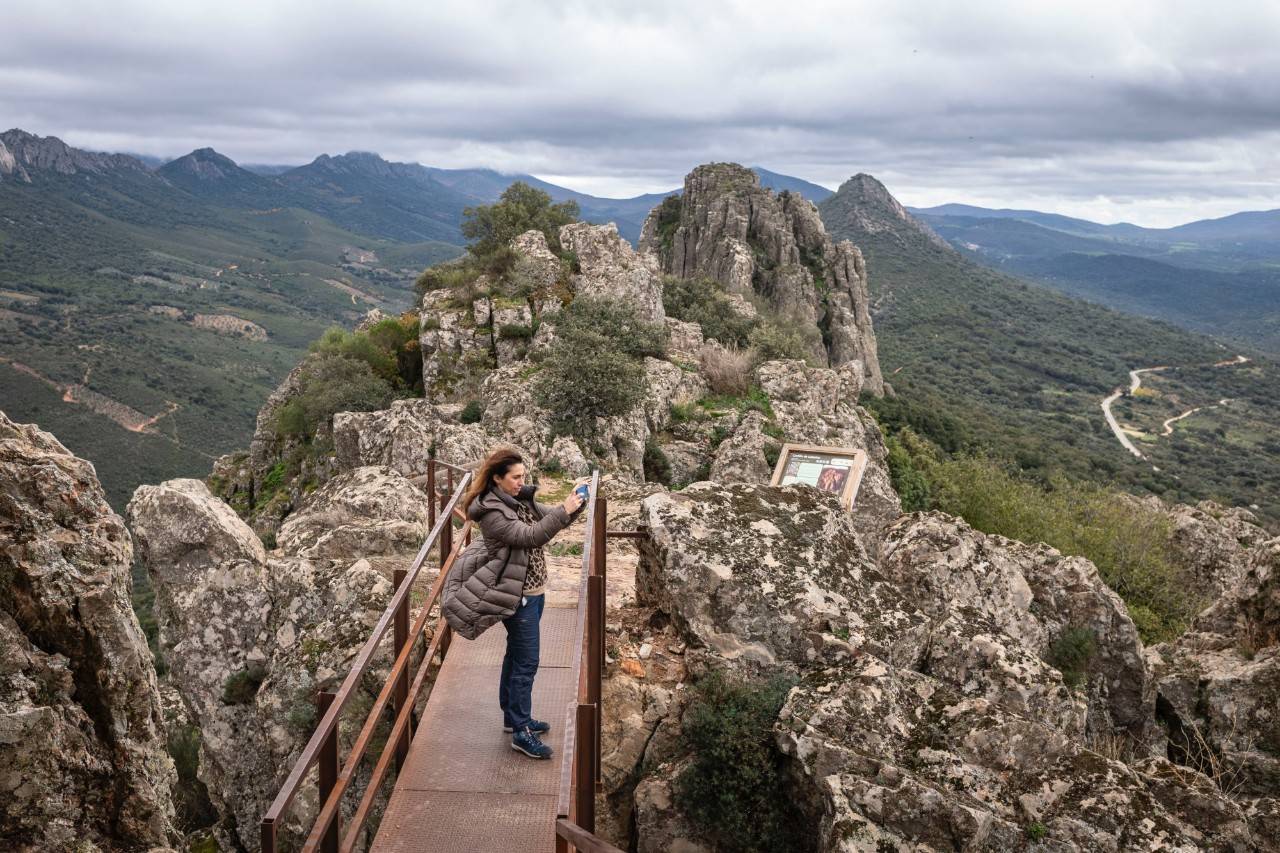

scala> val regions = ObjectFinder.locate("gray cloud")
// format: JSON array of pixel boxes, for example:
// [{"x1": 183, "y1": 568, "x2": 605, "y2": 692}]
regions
[{"x1": 4, "y1": 0, "x2": 1279, "y2": 225}]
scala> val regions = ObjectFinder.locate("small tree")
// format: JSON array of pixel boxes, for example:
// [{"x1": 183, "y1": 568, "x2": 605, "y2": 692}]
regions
[{"x1": 461, "y1": 181, "x2": 580, "y2": 258}]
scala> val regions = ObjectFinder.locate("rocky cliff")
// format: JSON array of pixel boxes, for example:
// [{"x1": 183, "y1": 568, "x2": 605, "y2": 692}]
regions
[
  {"x1": 0, "y1": 410, "x2": 177, "y2": 851},
  {"x1": 639, "y1": 163, "x2": 884, "y2": 395},
  {"x1": 609, "y1": 482, "x2": 1280, "y2": 851}
]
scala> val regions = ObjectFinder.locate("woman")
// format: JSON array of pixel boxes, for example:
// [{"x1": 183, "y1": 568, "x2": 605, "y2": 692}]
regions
[{"x1": 442, "y1": 447, "x2": 586, "y2": 759}]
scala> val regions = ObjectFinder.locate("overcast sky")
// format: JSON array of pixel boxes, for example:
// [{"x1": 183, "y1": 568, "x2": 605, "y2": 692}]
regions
[{"x1": 4, "y1": 1, "x2": 1278, "y2": 226}]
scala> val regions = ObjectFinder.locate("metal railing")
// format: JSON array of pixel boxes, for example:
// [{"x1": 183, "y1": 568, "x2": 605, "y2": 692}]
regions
[
  {"x1": 261, "y1": 458, "x2": 473, "y2": 853},
  {"x1": 260, "y1": 457, "x2": 629, "y2": 853},
  {"x1": 554, "y1": 472, "x2": 628, "y2": 853}
]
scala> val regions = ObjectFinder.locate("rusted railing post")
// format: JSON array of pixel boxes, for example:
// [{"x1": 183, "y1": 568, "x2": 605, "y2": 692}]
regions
[
  {"x1": 317, "y1": 690, "x2": 339, "y2": 853},
  {"x1": 440, "y1": 490, "x2": 453, "y2": 567},
  {"x1": 591, "y1": 496, "x2": 607, "y2": 789},
  {"x1": 426, "y1": 458, "x2": 436, "y2": 531},
  {"x1": 575, "y1": 702, "x2": 596, "y2": 834},
  {"x1": 393, "y1": 568, "x2": 411, "y2": 770},
  {"x1": 260, "y1": 816, "x2": 276, "y2": 853}
]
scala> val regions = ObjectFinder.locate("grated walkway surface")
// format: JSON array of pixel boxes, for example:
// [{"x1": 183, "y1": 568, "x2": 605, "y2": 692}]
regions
[{"x1": 370, "y1": 605, "x2": 578, "y2": 853}]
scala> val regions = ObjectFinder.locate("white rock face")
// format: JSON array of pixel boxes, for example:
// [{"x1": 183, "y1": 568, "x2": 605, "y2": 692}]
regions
[
  {"x1": 560, "y1": 221, "x2": 666, "y2": 325},
  {"x1": 0, "y1": 411, "x2": 177, "y2": 850},
  {"x1": 332, "y1": 398, "x2": 494, "y2": 477},
  {"x1": 633, "y1": 484, "x2": 1265, "y2": 851},
  {"x1": 277, "y1": 466, "x2": 431, "y2": 559},
  {"x1": 128, "y1": 478, "x2": 395, "y2": 851}
]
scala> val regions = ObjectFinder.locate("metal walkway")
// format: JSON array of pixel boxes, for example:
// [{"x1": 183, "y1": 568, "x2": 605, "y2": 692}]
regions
[
  {"x1": 371, "y1": 606, "x2": 579, "y2": 852},
  {"x1": 262, "y1": 460, "x2": 622, "y2": 853}
]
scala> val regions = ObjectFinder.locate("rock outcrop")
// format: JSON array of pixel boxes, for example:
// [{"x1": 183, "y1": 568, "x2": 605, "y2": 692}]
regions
[
  {"x1": 1149, "y1": 532, "x2": 1280, "y2": 808},
  {"x1": 128, "y1": 478, "x2": 395, "y2": 851},
  {"x1": 1, "y1": 411, "x2": 176, "y2": 850},
  {"x1": 628, "y1": 484, "x2": 1268, "y2": 851},
  {"x1": 639, "y1": 163, "x2": 883, "y2": 394},
  {"x1": 561, "y1": 221, "x2": 666, "y2": 324},
  {"x1": 276, "y1": 465, "x2": 431, "y2": 559}
]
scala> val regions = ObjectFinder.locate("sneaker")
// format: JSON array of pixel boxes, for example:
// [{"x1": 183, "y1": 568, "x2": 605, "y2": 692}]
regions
[
  {"x1": 511, "y1": 727, "x2": 553, "y2": 759},
  {"x1": 503, "y1": 718, "x2": 550, "y2": 734}
]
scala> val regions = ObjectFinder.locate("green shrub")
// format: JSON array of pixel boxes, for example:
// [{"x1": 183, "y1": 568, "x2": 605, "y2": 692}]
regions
[
  {"x1": 1026, "y1": 822, "x2": 1049, "y2": 841},
  {"x1": 498, "y1": 323, "x2": 534, "y2": 340},
  {"x1": 461, "y1": 181, "x2": 580, "y2": 258},
  {"x1": 1048, "y1": 627, "x2": 1097, "y2": 690},
  {"x1": 459, "y1": 399, "x2": 484, "y2": 424},
  {"x1": 748, "y1": 320, "x2": 819, "y2": 364},
  {"x1": 534, "y1": 297, "x2": 665, "y2": 440},
  {"x1": 644, "y1": 439, "x2": 673, "y2": 486},
  {"x1": 654, "y1": 194, "x2": 683, "y2": 255},
  {"x1": 221, "y1": 668, "x2": 264, "y2": 705},
  {"x1": 669, "y1": 401, "x2": 703, "y2": 424},
  {"x1": 662, "y1": 276, "x2": 757, "y2": 347},
  {"x1": 275, "y1": 354, "x2": 395, "y2": 439},
  {"x1": 677, "y1": 671, "x2": 810, "y2": 853},
  {"x1": 929, "y1": 457, "x2": 1195, "y2": 643}
]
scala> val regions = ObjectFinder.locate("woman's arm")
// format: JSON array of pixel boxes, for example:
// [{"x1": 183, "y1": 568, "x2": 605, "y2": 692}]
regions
[{"x1": 481, "y1": 503, "x2": 571, "y2": 550}]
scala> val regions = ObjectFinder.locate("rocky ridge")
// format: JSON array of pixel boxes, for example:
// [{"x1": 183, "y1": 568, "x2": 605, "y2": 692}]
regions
[
  {"x1": 1, "y1": 410, "x2": 177, "y2": 850},
  {"x1": 639, "y1": 163, "x2": 884, "y2": 394}
]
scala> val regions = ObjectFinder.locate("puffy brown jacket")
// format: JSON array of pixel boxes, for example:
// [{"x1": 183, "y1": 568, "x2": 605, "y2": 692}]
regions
[{"x1": 441, "y1": 485, "x2": 571, "y2": 640}]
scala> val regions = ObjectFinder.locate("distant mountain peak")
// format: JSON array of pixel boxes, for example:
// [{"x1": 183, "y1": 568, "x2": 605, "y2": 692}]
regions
[
  {"x1": 823, "y1": 173, "x2": 952, "y2": 251},
  {"x1": 158, "y1": 147, "x2": 259, "y2": 185},
  {"x1": 0, "y1": 128, "x2": 147, "y2": 181}
]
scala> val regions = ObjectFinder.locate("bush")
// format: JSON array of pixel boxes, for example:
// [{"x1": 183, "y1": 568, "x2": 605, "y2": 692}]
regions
[
  {"x1": 929, "y1": 457, "x2": 1195, "y2": 643},
  {"x1": 747, "y1": 320, "x2": 819, "y2": 364},
  {"x1": 461, "y1": 181, "x2": 580, "y2": 258},
  {"x1": 700, "y1": 344, "x2": 753, "y2": 397},
  {"x1": 497, "y1": 323, "x2": 534, "y2": 340},
  {"x1": 221, "y1": 668, "x2": 264, "y2": 705},
  {"x1": 662, "y1": 276, "x2": 757, "y2": 347},
  {"x1": 534, "y1": 298, "x2": 666, "y2": 440},
  {"x1": 676, "y1": 671, "x2": 810, "y2": 853},
  {"x1": 274, "y1": 354, "x2": 395, "y2": 439},
  {"x1": 643, "y1": 439, "x2": 672, "y2": 486},
  {"x1": 1048, "y1": 627, "x2": 1097, "y2": 689},
  {"x1": 459, "y1": 399, "x2": 484, "y2": 424}
]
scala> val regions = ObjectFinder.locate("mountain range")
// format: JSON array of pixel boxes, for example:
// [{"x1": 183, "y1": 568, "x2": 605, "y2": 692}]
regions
[
  {"x1": 912, "y1": 201, "x2": 1280, "y2": 354},
  {"x1": 3, "y1": 126, "x2": 1278, "y2": 518}
]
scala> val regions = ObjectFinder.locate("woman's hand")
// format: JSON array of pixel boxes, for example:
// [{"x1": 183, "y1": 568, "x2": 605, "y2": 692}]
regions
[{"x1": 561, "y1": 477, "x2": 590, "y2": 515}]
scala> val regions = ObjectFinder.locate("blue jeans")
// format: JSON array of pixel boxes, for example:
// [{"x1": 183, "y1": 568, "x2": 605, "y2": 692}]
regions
[{"x1": 499, "y1": 593, "x2": 544, "y2": 731}]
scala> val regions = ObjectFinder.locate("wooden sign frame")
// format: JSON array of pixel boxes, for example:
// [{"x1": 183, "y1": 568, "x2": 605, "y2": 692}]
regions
[{"x1": 769, "y1": 443, "x2": 869, "y2": 510}]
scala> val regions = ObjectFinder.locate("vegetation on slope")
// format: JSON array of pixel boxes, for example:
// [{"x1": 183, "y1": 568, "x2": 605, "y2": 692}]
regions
[{"x1": 821, "y1": 179, "x2": 1280, "y2": 524}]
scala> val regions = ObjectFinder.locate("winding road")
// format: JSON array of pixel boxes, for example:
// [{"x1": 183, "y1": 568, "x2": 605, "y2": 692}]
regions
[{"x1": 1100, "y1": 355, "x2": 1250, "y2": 462}]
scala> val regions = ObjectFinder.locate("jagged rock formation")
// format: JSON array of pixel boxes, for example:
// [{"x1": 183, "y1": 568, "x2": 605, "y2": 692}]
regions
[
  {"x1": 625, "y1": 483, "x2": 1273, "y2": 850},
  {"x1": 818, "y1": 173, "x2": 953, "y2": 252},
  {"x1": 0, "y1": 411, "x2": 177, "y2": 850},
  {"x1": 561, "y1": 221, "x2": 666, "y2": 324},
  {"x1": 639, "y1": 163, "x2": 884, "y2": 394},
  {"x1": 276, "y1": 465, "x2": 431, "y2": 559},
  {"x1": 0, "y1": 128, "x2": 150, "y2": 183},
  {"x1": 128, "y1": 478, "x2": 397, "y2": 851},
  {"x1": 1149, "y1": 531, "x2": 1280, "y2": 810}
]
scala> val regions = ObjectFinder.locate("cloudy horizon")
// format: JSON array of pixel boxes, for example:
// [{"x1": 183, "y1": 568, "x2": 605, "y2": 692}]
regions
[{"x1": 4, "y1": 0, "x2": 1278, "y2": 227}]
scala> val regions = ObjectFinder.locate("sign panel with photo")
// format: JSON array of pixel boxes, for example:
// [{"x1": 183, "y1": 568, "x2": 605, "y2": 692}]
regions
[{"x1": 769, "y1": 444, "x2": 869, "y2": 510}]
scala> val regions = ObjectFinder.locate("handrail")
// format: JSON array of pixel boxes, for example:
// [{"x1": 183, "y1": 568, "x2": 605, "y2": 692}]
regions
[
  {"x1": 262, "y1": 461, "x2": 473, "y2": 852},
  {"x1": 305, "y1": 514, "x2": 473, "y2": 852},
  {"x1": 557, "y1": 469, "x2": 600, "y2": 820}
]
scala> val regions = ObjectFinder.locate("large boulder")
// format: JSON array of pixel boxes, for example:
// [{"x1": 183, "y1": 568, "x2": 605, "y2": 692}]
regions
[
  {"x1": 777, "y1": 658, "x2": 1257, "y2": 852},
  {"x1": 560, "y1": 221, "x2": 665, "y2": 325},
  {"x1": 637, "y1": 483, "x2": 889, "y2": 672},
  {"x1": 633, "y1": 484, "x2": 1266, "y2": 850},
  {"x1": 882, "y1": 513, "x2": 1155, "y2": 743},
  {"x1": 639, "y1": 163, "x2": 883, "y2": 394},
  {"x1": 277, "y1": 466, "x2": 431, "y2": 560},
  {"x1": 128, "y1": 478, "x2": 394, "y2": 851},
  {"x1": 0, "y1": 411, "x2": 176, "y2": 850},
  {"x1": 332, "y1": 398, "x2": 493, "y2": 477},
  {"x1": 1148, "y1": 534, "x2": 1280, "y2": 807}
]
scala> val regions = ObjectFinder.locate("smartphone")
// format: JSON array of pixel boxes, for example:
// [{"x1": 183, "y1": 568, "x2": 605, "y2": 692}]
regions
[{"x1": 574, "y1": 484, "x2": 590, "y2": 501}]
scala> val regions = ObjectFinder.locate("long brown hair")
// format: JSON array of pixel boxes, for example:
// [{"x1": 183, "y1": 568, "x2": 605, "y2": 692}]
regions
[{"x1": 461, "y1": 446, "x2": 525, "y2": 511}]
